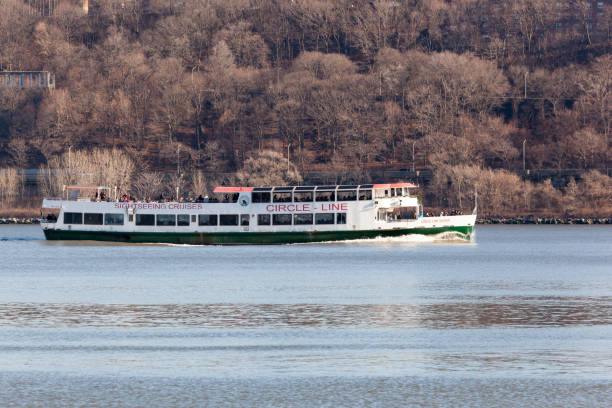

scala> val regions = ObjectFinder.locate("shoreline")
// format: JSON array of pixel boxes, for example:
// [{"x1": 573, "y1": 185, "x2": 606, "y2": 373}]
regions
[
  {"x1": 476, "y1": 216, "x2": 612, "y2": 225},
  {"x1": 1, "y1": 217, "x2": 610, "y2": 225}
]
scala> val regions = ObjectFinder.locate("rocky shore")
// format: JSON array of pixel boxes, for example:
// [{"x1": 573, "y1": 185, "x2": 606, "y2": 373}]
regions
[
  {"x1": 477, "y1": 216, "x2": 612, "y2": 225},
  {"x1": 0, "y1": 218, "x2": 40, "y2": 224}
]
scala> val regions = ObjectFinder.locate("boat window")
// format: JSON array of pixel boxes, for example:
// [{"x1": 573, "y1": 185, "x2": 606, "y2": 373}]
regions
[
  {"x1": 273, "y1": 214, "x2": 292, "y2": 225},
  {"x1": 43, "y1": 208, "x2": 59, "y2": 223},
  {"x1": 104, "y1": 213, "x2": 124, "y2": 225},
  {"x1": 336, "y1": 213, "x2": 347, "y2": 224},
  {"x1": 240, "y1": 214, "x2": 250, "y2": 226},
  {"x1": 358, "y1": 190, "x2": 372, "y2": 200},
  {"x1": 257, "y1": 214, "x2": 271, "y2": 225},
  {"x1": 388, "y1": 207, "x2": 419, "y2": 220},
  {"x1": 315, "y1": 191, "x2": 335, "y2": 202},
  {"x1": 129, "y1": 214, "x2": 134, "y2": 222},
  {"x1": 177, "y1": 214, "x2": 190, "y2": 226},
  {"x1": 136, "y1": 214, "x2": 155, "y2": 226},
  {"x1": 293, "y1": 191, "x2": 313, "y2": 202},
  {"x1": 252, "y1": 192, "x2": 271, "y2": 203},
  {"x1": 84, "y1": 213, "x2": 103, "y2": 225},
  {"x1": 198, "y1": 214, "x2": 218, "y2": 226},
  {"x1": 315, "y1": 213, "x2": 334, "y2": 225},
  {"x1": 63, "y1": 212, "x2": 82, "y2": 224},
  {"x1": 219, "y1": 214, "x2": 238, "y2": 226},
  {"x1": 273, "y1": 192, "x2": 292, "y2": 202},
  {"x1": 156, "y1": 214, "x2": 176, "y2": 226},
  {"x1": 337, "y1": 190, "x2": 357, "y2": 201},
  {"x1": 293, "y1": 213, "x2": 313, "y2": 225},
  {"x1": 374, "y1": 189, "x2": 387, "y2": 199},
  {"x1": 191, "y1": 215, "x2": 196, "y2": 223}
]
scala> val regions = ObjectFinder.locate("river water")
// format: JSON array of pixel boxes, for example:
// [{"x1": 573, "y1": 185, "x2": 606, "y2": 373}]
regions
[{"x1": 0, "y1": 225, "x2": 610, "y2": 407}]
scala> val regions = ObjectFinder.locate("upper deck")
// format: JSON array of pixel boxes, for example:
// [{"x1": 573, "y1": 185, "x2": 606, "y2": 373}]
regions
[
  {"x1": 213, "y1": 183, "x2": 417, "y2": 193},
  {"x1": 42, "y1": 182, "x2": 422, "y2": 226},
  {"x1": 211, "y1": 183, "x2": 418, "y2": 204},
  {"x1": 45, "y1": 183, "x2": 418, "y2": 205}
]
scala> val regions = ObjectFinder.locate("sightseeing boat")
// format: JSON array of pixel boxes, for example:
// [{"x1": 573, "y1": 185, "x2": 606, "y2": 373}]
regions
[{"x1": 40, "y1": 183, "x2": 476, "y2": 244}]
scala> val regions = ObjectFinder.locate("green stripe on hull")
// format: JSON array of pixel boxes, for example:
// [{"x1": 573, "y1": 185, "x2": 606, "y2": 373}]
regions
[{"x1": 43, "y1": 226, "x2": 473, "y2": 245}]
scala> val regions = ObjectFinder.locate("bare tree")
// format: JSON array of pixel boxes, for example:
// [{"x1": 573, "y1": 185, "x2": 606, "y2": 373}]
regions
[
  {"x1": 152, "y1": 58, "x2": 191, "y2": 144},
  {"x1": 572, "y1": 0, "x2": 595, "y2": 45},
  {"x1": 569, "y1": 128, "x2": 607, "y2": 169},
  {"x1": 511, "y1": 0, "x2": 554, "y2": 59},
  {"x1": 214, "y1": 22, "x2": 269, "y2": 69},
  {"x1": 6, "y1": 138, "x2": 29, "y2": 168},
  {"x1": 579, "y1": 170, "x2": 612, "y2": 216},
  {"x1": 236, "y1": 149, "x2": 302, "y2": 186},
  {"x1": 350, "y1": 0, "x2": 403, "y2": 58},
  {"x1": 190, "y1": 171, "x2": 208, "y2": 196},
  {"x1": 404, "y1": 51, "x2": 509, "y2": 134},
  {"x1": 132, "y1": 172, "x2": 165, "y2": 200},
  {"x1": 578, "y1": 55, "x2": 611, "y2": 139},
  {"x1": 202, "y1": 140, "x2": 225, "y2": 170},
  {"x1": 0, "y1": 168, "x2": 23, "y2": 208},
  {"x1": 41, "y1": 148, "x2": 136, "y2": 196}
]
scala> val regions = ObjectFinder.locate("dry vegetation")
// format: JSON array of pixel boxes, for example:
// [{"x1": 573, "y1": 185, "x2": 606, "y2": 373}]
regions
[{"x1": 0, "y1": 0, "x2": 611, "y2": 216}]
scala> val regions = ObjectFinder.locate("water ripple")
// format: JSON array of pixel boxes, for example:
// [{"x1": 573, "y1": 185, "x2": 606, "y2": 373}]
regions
[{"x1": 0, "y1": 298, "x2": 610, "y2": 329}]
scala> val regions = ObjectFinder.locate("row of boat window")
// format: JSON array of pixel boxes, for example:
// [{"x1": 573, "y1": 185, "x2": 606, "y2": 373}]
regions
[
  {"x1": 62, "y1": 212, "x2": 347, "y2": 226},
  {"x1": 254, "y1": 213, "x2": 346, "y2": 226},
  {"x1": 253, "y1": 190, "x2": 372, "y2": 203},
  {"x1": 63, "y1": 212, "x2": 125, "y2": 225}
]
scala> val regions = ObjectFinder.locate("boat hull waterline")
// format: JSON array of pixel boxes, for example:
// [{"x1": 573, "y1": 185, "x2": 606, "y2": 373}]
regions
[{"x1": 43, "y1": 224, "x2": 473, "y2": 245}]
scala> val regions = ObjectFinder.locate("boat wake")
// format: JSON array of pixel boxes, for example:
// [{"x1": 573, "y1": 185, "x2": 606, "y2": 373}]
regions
[
  {"x1": 160, "y1": 231, "x2": 476, "y2": 247},
  {"x1": 302, "y1": 231, "x2": 474, "y2": 245},
  {"x1": 435, "y1": 230, "x2": 473, "y2": 242}
]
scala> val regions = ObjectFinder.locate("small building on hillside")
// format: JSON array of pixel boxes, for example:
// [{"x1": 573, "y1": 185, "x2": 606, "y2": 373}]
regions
[{"x1": 0, "y1": 71, "x2": 55, "y2": 89}]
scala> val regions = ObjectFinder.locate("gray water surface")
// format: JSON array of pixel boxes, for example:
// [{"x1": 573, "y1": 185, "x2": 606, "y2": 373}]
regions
[{"x1": 0, "y1": 225, "x2": 610, "y2": 407}]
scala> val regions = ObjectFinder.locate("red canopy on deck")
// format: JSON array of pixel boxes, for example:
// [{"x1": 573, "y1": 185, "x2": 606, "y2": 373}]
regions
[
  {"x1": 213, "y1": 187, "x2": 254, "y2": 193},
  {"x1": 373, "y1": 183, "x2": 417, "y2": 189}
]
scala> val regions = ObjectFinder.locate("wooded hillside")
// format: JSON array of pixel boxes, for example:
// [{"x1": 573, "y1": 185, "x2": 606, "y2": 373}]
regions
[{"x1": 0, "y1": 0, "x2": 610, "y2": 216}]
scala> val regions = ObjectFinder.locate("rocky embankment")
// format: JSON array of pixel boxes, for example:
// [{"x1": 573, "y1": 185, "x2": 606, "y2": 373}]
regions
[
  {"x1": 0, "y1": 218, "x2": 40, "y2": 224},
  {"x1": 477, "y1": 216, "x2": 612, "y2": 224}
]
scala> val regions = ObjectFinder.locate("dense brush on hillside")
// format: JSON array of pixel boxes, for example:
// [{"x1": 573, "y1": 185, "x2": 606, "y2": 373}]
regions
[{"x1": 0, "y1": 0, "x2": 610, "y2": 215}]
